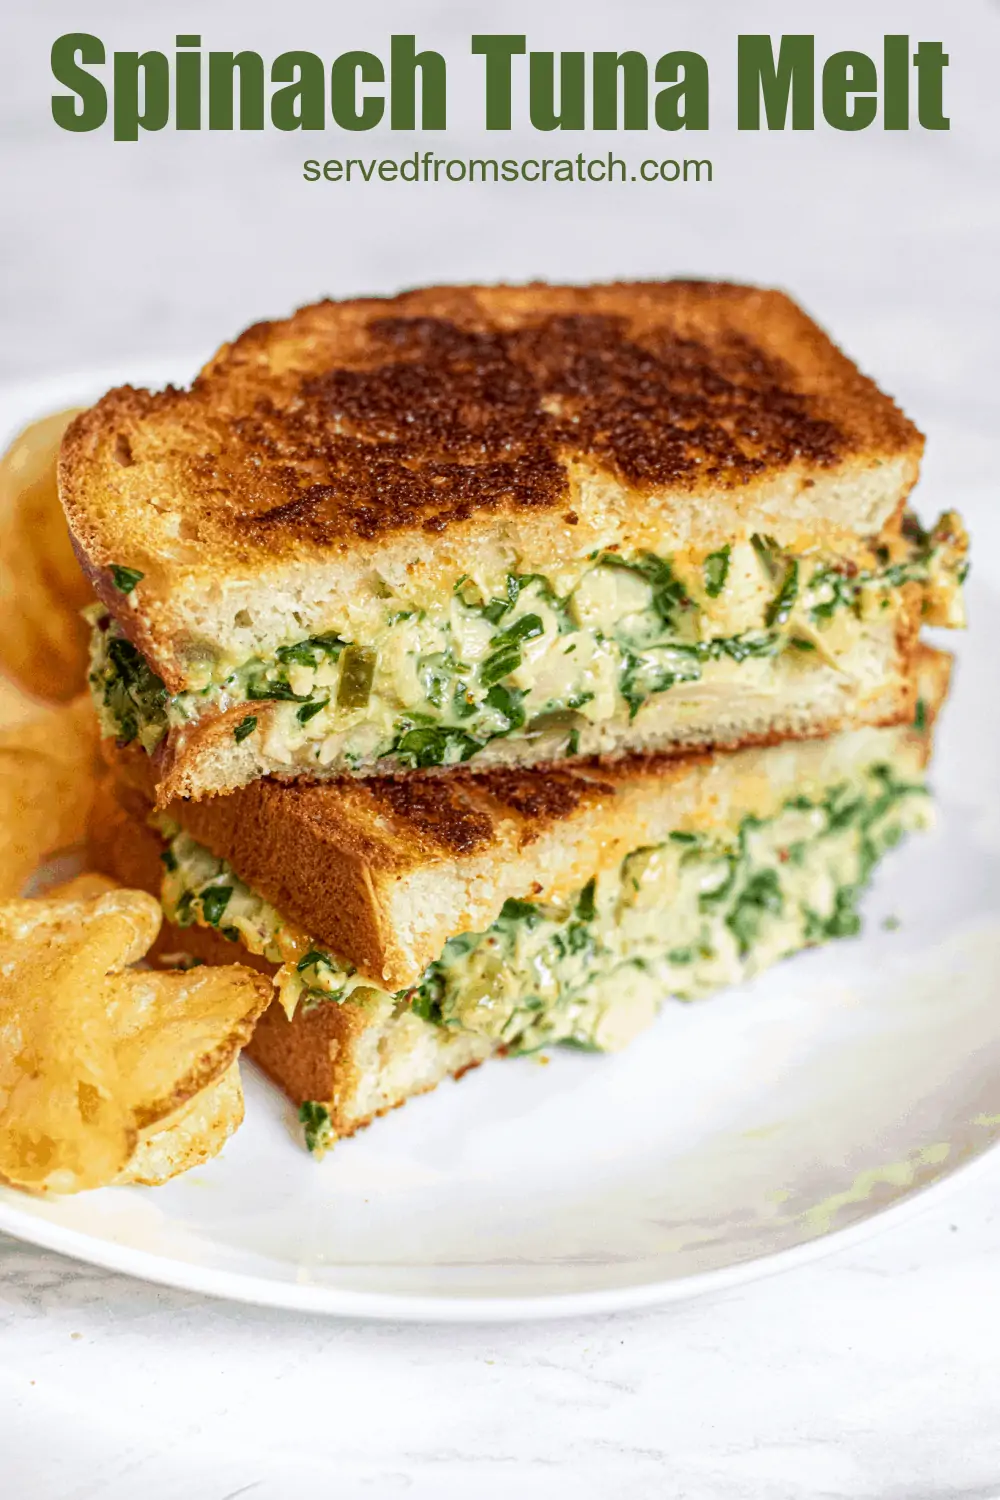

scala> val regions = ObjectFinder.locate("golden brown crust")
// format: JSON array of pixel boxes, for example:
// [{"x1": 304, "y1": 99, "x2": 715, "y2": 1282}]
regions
[
  {"x1": 87, "y1": 784, "x2": 474, "y2": 1138},
  {"x1": 60, "y1": 281, "x2": 923, "y2": 689},
  {"x1": 145, "y1": 915, "x2": 473, "y2": 1138},
  {"x1": 67, "y1": 282, "x2": 920, "y2": 547},
  {"x1": 88, "y1": 789, "x2": 354, "y2": 1122}
]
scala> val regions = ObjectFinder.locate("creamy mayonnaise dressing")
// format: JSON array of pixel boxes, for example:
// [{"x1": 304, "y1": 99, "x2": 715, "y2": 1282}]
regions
[
  {"x1": 156, "y1": 759, "x2": 932, "y2": 1051},
  {"x1": 90, "y1": 512, "x2": 966, "y2": 769}
]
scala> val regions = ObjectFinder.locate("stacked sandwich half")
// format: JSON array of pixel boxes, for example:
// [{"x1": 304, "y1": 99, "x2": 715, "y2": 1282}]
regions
[{"x1": 60, "y1": 282, "x2": 968, "y2": 1155}]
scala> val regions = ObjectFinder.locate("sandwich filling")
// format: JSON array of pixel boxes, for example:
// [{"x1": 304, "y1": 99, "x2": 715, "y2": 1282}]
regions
[
  {"x1": 156, "y1": 757, "x2": 932, "y2": 1058},
  {"x1": 89, "y1": 512, "x2": 966, "y2": 770}
]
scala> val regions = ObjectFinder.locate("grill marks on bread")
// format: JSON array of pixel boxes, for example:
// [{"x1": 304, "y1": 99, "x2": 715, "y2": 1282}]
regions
[
  {"x1": 173, "y1": 759, "x2": 613, "y2": 873},
  {"x1": 194, "y1": 312, "x2": 850, "y2": 543},
  {"x1": 63, "y1": 282, "x2": 920, "y2": 559}
]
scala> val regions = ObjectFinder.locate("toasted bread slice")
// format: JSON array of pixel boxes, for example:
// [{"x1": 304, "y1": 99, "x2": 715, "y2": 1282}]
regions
[
  {"x1": 62, "y1": 282, "x2": 923, "y2": 690},
  {"x1": 60, "y1": 283, "x2": 962, "y2": 804},
  {"x1": 91, "y1": 648, "x2": 951, "y2": 1145}
]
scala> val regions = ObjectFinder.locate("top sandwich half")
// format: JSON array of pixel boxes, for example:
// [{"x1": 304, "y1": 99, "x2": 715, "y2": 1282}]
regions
[{"x1": 59, "y1": 281, "x2": 968, "y2": 803}]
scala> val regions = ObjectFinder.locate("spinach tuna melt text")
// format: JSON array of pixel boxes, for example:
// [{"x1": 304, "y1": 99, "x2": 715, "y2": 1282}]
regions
[
  {"x1": 90, "y1": 512, "x2": 966, "y2": 769},
  {"x1": 158, "y1": 760, "x2": 931, "y2": 1056}
]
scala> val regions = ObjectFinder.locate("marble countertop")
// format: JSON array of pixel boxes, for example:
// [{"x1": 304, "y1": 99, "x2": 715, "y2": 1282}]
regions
[
  {"x1": 3, "y1": 0, "x2": 1000, "y2": 1494},
  {"x1": 4, "y1": 1179, "x2": 1000, "y2": 1500}
]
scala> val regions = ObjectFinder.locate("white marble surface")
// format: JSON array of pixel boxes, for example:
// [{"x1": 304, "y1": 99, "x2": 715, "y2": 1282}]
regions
[{"x1": 3, "y1": 0, "x2": 1000, "y2": 1493}]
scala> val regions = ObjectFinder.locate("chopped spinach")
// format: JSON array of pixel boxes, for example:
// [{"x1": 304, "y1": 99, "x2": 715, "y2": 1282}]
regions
[
  {"x1": 299, "y1": 1100, "x2": 333, "y2": 1155},
  {"x1": 809, "y1": 566, "x2": 858, "y2": 622},
  {"x1": 296, "y1": 949, "x2": 334, "y2": 973},
  {"x1": 555, "y1": 921, "x2": 593, "y2": 958},
  {"x1": 275, "y1": 633, "x2": 345, "y2": 667},
  {"x1": 714, "y1": 632, "x2": 780, "y2": 664},
  {"x1": 751, "y1": 533, "x2": 782, "y2": 577},
  {"x1": 619, "y1": 645, "x2": 702, "y2": 719},
  {"x1": 409, "y1": 966, "x2": 445, "y2": 1025},
  {"x1": 822, "y1": 886, "x2": 864, "y2": 939},
  {"x1": 703, "y1": 546, "x2": 731, "y2": 598},
  {"x1": 765, "y1": 560, "x2": 800, "y2": 628},
  {"x1": 481, "y1": 572, "x2": 570, "y2": 629},
  {"x1": 420, "y1": 651, "x2": 457, "y2": 709},
  {"x1": 480, "y1": 612, "x2": 546, "y2": 686},
  {"x1": 391, "y1": 724, "x2": 480, "y2": 768},
  {"x1": 245, "y1": 676, "x2": 310, "y2": 703},
  {"x1": 483, "y1": 683, "x2": 526, "y2": 730},
  {"x1": 296, "y1": 699, "x2": 327, "y2": 725},
  {"x1": 494, "y1": 612, "x2": 545, "y2": 648},
  {"x1": 498, "y1": 897, "x2": 541, "y2": 926},
  {"x1": 233, "y1": 714, "x2": 258, "y2": 742},
  {"x1": 479, "y1": 646, "x2": 523, "y2": 689},
  {"x1": 480, "y1": 571, "x2": 525, "y2": 623},
  {"x1": 102, "y1": 635, "x2": 169, "y2": 746},
  {"x1": 575, "y1": 878, "x2": 597, "y2": 922},
  {"x1": 199, "y1": 886, "x2": 232, "y2": 927},
  {"x1": 600, "y1": 551, "x2": 691, "y2": 627},
  {"x1": 451, "y1": 680, "x2": 478, "y2": 720},
  {"x1": 726, "y1": 868, "x2": 784, "y2": 956},
  {"x1": 109, "y1": 565, "x2": 144, "y2": 594}
]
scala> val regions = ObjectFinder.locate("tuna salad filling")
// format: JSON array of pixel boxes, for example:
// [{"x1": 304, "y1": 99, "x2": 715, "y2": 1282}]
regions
[
  {"x1": 91, "y1": 511, "x2": 966, "y2": 769},
  {"x1": 156, "y1": 756, "x2": 932, "y2": 1060}
]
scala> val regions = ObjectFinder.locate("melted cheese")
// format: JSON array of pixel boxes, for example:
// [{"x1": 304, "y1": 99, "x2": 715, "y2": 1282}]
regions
[
  {"x1": 156, "y1": 761, "x2": 932, "y2": 1051},
  {"x1": 89, "y1": 511, "x2": 967, "y2": 772}
]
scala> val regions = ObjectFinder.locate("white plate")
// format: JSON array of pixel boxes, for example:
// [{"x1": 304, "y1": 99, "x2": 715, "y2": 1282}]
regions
[{"x1": 0, "y1": 366, "x2": 998, "y2": 1322}]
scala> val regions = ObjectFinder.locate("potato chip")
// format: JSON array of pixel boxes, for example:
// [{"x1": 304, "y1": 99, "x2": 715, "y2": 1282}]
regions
[
  {"x1": 0, "y1": 409, "x2": 93, "y2": 702},
  {"x1": 7, "y1": 412, "x2": 90, "y2": 603},
  {"x1": 0, "y1": 888, "x2": 270, "y2": 1194},
  {"x1": 109, "y1": 963, "x2": 268, "y2": 1129},
  {"x1": 0, "y1": 674, "x2": 40, "y2": 732},
  {"x1": 0, "y1": 890, "x2": 160, "y2": 1193},
  {"x1": 119, "y1": 1060, "x2": 244, "y2": 1187},
  {"x1": 44, "y1": 872, "x2": 119, "y2": 901},
  {"x1": 0, "y1": 695, "x2": 101, "y2": 897}
]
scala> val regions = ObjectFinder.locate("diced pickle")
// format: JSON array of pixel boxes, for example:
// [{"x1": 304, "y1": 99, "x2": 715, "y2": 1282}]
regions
[
  {"x1": 525, "y1": 708, "x2": 584, "y2": 738},
  {"x1": 336, "y1": 646, "x2": 376, "y2": 710}
]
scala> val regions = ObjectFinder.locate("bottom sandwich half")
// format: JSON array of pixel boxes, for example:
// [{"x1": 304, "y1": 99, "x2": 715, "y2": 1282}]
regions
[{"x1": 91, "y1": 647, "x2": 951, "y2": 1158}]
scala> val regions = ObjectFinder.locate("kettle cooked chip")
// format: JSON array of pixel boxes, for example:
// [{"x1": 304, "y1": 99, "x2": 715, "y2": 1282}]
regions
[
  {"x1": 0, "y1": 889, "x2": 271, "y2": 1194},
  {"x1": 0, "y1": 695, "x2": 101, "y2": 898},
  {"x1": 0, "y1": 409, "x2": 93, "y2": 703},
  {"x1": 121, "y1": 1061, "x2": 245, "y2": 1187}
]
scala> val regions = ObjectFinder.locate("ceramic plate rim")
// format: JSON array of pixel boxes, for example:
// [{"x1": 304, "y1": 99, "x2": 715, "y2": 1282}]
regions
[{"x1": 1, "y1": 1143, "x2": 997, "y2": 1322}]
